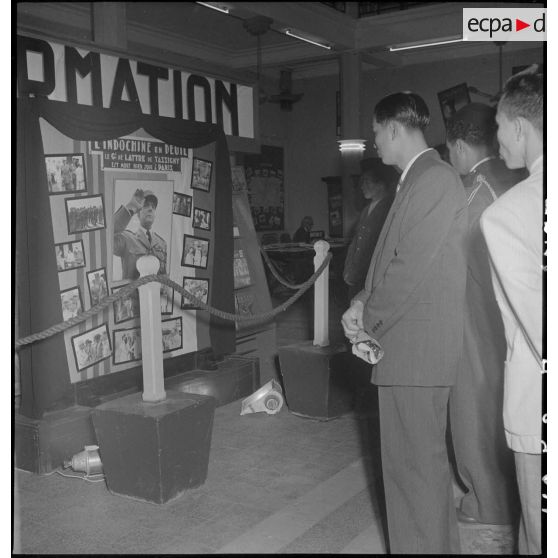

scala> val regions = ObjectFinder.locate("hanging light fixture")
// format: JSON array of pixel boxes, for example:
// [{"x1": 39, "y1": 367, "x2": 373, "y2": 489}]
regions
[
  {"x1": 196, "y1": 2, "x2": 230, "y2": 14},
  {"x1": 338, "y1": 139, "x2": 366, "y2": 153}
]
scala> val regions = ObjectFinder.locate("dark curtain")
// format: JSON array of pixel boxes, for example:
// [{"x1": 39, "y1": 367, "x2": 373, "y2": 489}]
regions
[{"x1": 16, "y1": 98, "x2": 234, "y2": 419}]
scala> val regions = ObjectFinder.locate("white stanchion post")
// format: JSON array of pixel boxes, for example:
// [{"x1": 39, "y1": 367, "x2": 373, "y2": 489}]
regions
[
  {"x1": 136, "y1": 255, "x2": 166, "y2": 402},
  {"x1": 313, "y1": 240, "x2": 330, "y2": 347}
]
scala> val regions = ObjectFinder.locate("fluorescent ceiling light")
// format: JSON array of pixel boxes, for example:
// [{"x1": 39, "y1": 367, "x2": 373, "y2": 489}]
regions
[
  {"x1": 196, "y1": 2, "x2": 230, "y2": 14},
  {"x1": 284, "y1": 29, "x2": 332, "y2": 50},
  {"x1": 389, "y1": 35, "x2": 463, "y2": 52},
  {"x1": 338, "y1": 139, "x2": 366, "y2": 153}
]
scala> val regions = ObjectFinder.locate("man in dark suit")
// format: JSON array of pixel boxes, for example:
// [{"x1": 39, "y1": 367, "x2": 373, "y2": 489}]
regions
[
  {"x1": 445, "y1": 103, "x2": 523, "y2": 527},
  {"x1": 343, "y1": 158, "x2": 398, "y2": 300},
  {"x1": 342, "y1": 92, "x2": 468, "y2": 554},
  {"x1": 113, "y1": 189, "x2": 167, "y2": 280}
]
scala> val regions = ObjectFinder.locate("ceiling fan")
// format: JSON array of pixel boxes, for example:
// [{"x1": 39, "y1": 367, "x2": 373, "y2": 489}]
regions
[{"x1": 243, "y1": 16, "x2": 303, "y2": 111}]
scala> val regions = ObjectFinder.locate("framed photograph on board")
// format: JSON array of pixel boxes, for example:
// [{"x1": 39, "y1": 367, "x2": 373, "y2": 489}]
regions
[
  {"x1": 60, "y1": 286, "x2": 83, "y2": 321},
  {"x1": 191, "y1": 157, "x2": 213, "y2": 192},
  {"x1": 438, "y1": 83, "x2": 471, "y2": 126},
  {"x1": 181, "y1": 277, "x2": 209, "y2": 309},
  {"x1": 87, "y1": 267, "x2": 109, "y2": 306},
  {"x1": 113, "y1": 326, "x2": 142, "y2": 365},
  {"x1": 233, "y1": 248, "x2": 252, "y2": 289},
  {"x1": 44, "y1": 153, "x2": 86, "y2": 194},
  {"x1": 111, "y1": 285, "x2": 140, "y2": 324},
  {"x1": 193, "y1": 207, "x2": 212, "y2": 231},
  {"x1": 172, "y1": 192, "x2": 192, "y2": 217},
  {"x1": 181, "y1": 234, "x2": 209, "y2": 269},
  {"x1": 112, "y1": 179, "x2": 173, "y2": 282},
  {"x1": 160, "y1": 285, "x2": 174, "y2": 315},
  {"x1": 162, "y1": 317, "x2": 183, "y2": 353},
  {"x1": 55, "y1": 240, "x2": 86, "y2": 272},
  {"x1": 71, "y1": 323, "x2": 112, "y2": 371},
  {"x1": 65, "y1": 194, "x2": 106, "y2": 234}
]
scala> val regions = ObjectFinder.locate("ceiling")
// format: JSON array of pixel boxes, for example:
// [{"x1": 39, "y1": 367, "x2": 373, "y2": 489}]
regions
[{"x1": 17, "y1": 2, "x2": 544, "y2": 82}]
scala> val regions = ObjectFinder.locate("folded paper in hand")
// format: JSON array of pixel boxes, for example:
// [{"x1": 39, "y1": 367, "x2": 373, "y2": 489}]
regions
[{"x1": 351, "y1": 331, "x2": 384, "y2": 365}]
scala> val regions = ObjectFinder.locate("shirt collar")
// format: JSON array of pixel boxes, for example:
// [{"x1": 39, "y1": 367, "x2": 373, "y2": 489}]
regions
[
  {"x1": 399, "y1": 148, "x2": 434, "y2": 184},
  {"x1": 529, "y1": 155, "x2": 543, "y2": 175},
  {"x1": 469, "y1": 156, "x2": 493, "y2": 174}
]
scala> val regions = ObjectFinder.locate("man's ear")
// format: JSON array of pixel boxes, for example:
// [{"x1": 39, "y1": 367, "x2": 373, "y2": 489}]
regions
[
  {"x1": 389, "y1": 121, "x2": 399, "y2": 140},
  {"x1": 514, "y1": 117, "x2": 525, "y2": 141},
  {"x1": 455, "y1": 138, "x2": 467, "y2": 154}
]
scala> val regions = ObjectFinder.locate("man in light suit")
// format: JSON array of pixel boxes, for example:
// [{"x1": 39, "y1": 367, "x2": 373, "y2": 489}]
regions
[
  {"x1": 480, "y1": 66, "x2": 543, "y2": 555},
  {"x1": 342, "y1": 92, "x2": 467, "y2": 554},
  {"x1": 114, "y1": 189, "x2": 167, "y2": 280}
]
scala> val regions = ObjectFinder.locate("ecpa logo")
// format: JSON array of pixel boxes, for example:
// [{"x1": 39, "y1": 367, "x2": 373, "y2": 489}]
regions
[{"x1": 463, "y1": 8, "x2": 546, "y2": 41}]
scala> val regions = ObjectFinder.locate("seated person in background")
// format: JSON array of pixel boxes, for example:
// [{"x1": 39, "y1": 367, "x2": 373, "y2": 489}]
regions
[
  {"x1": 343, "y1": 158, "x2": 398, "y2": 300},
  {"x1": 293, "y1": 216, "x2": 314, "y2": 243},
  {"x1": 445, "y1": 102, "x2": 522, "y2": 526}
]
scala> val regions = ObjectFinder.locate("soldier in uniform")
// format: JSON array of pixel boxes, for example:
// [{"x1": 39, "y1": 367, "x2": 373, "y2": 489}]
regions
[
  {"x1": 445, "y1": 103, "x2": 525, "y2": 526},
  {"x1": 113, "y1": 188, "x2": 167, "y2": 280}
]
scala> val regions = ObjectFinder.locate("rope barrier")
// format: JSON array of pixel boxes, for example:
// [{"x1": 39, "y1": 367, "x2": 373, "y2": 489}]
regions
[
  {"x1": 259, "y1": 246, "x2": 310, "y2": 289},
  {"x1": 15, "y1": 253, "x2": 332, "y2": 349}
]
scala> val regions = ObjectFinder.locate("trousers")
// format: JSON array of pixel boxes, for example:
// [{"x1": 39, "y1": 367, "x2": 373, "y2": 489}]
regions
[{"x1": 378, "y1": 385, "x2": 461, "y2": 554}]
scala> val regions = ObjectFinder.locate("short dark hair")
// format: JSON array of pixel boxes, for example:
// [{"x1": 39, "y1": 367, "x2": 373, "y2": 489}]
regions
[
  {"x1": 498, "y1": 64, "x2": 543, "y2": 133},
  {"x1": 374, "y1": 92, "x2": 430, "y2": 131},
  {"x1": 446, "y1": 103, "x2": 497, "y2": 147}
]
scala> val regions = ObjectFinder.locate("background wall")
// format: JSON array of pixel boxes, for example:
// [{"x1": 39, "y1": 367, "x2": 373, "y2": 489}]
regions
[{"x1": 275, "y1": 46, "x2": 543, "y2": 238}]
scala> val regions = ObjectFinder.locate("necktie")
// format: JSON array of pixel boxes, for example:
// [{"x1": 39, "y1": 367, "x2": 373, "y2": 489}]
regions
[{"x1": 146, "y1": 230, "x2": 152, "y2": 244}]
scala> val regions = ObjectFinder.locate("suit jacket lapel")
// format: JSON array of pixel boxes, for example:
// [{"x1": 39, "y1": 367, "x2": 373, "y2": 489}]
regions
[{"x1": 366, "y1": 150, "x2": 438, "y2": 290}]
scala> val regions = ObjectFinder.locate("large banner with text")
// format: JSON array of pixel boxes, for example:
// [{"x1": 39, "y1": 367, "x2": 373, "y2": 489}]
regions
[{"x1": 17, "y1": 35, "x2": 254, "y2": 139}]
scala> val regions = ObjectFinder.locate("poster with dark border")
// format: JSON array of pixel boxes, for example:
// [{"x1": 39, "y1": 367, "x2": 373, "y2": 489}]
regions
[
  {"x1": 71, "y1": 323, "x2": 112, "y2": 371},
  {"x1": 45, "y1": 153, "x2": 87, "y2": 194}
]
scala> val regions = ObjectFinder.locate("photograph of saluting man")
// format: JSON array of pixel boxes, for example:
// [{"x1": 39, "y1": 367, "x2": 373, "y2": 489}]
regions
[{"x1": 112, "y1": 180, "x2": 173, "y2": 282}]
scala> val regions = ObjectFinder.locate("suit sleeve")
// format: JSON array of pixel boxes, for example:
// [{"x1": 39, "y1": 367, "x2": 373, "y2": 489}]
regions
[
  {"x1": 113, "y1": 206, "x2": 132, "y2": 257},
  {"x1": 480, "y1": 198, "x2": 542, "y2": 359},
  {"x1": 362, "y1": 167, "x2": 463, "y2": 338}
]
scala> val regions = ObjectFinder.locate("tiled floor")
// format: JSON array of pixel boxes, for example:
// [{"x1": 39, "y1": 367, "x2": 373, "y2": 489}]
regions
[{"x1": 13, "y1": 288, "x2": 517, "y2": 554}]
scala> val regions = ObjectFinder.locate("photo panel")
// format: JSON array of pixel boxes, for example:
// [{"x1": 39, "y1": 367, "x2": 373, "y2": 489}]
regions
[
  {"x1": 181, "y1": 234, "x2": 209, "y2": 269},
  {"x1": 65, "y1": 194, "x2": 106, "y2": 234},
  {"x1": 112, "y1": 179, "x2": 173, "y2": 282},
  {"x1": 71, "y1": 323, "x2": 112, "y2": 371},
  {"x1": 181, "y1": 277, "x2": 209, "y2": 310},
  {"x1": 113, "y1": 326, "x2": 142, "y2": 365},
  {"x1": 55, "y1": 240, "x2": 86, "y2": 272},
  {"x1": 112, "y1": 284, "x2": 140, "y2": 324},
  {"x1": 60, "y1": 286, "x2": 83, "y2": 321},
  {"x1": 172, "y1": 192, "x2": 192, "y2": 217},
  {"x1": 45, "y1": 153, "x2": 87, "y2": 194},
  {"x1": 87, "y1": 267, "x2": 109, "y2": 307},
  {"x1": 162, "y1": 317, "x2": 183, "y2": 353},
  {"x1": 438, "y1": 83, "x2": 471, "y2": 126},
  {"x1": 160, "y1": 284, "x2": 174, "y2": 315},
  {"x1": 192, "y1": 207, "x2": 212, "y2": 231},
  {"x1": 191, "y1": 157, "x2": 213, "y2": 192}
]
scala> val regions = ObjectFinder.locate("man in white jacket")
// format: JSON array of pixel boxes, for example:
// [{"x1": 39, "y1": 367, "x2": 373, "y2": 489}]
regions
[{"x1": 480, "y1": 65, "x2": 543, "y2": 555}]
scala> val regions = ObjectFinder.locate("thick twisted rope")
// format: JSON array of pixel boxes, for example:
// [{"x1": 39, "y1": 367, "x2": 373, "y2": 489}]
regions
[
  {"x1": 259, "y1": 245, "x2": 311, "y2": 289},
  {"x1": 15, "y1": 253, "x2": 332, "y2": 349}
]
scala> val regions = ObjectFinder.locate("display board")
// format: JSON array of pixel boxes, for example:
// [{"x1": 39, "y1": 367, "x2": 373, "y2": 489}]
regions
[
  {"x1": 243, "y1": 146, "x2": 285, "y2": 232},
  {"x1": 41, "y1": 121, "x2": 227, "y2": 383},
  {"x1": 231, "y1": 181, "x2": 277, "y2": 382},
  {"x1": 16, "y1": 97, "x2": 235, "y2": 417}
]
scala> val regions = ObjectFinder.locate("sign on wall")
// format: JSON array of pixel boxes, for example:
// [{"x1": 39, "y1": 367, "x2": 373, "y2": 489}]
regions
[{"x1": 16, "y1": 35, "x2": 255, "y2": 139}]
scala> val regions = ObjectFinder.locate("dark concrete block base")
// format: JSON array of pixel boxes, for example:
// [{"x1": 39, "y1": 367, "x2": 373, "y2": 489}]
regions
[
  {"x1": 92, "y1": 390, "x2": 216, "y2": 504},
  {"x1": 14, "y1": 406, "x2": 97, "y2": 474},
  {"x1": 278, "y1": 341, "x2": 371, "y2": 421}
]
